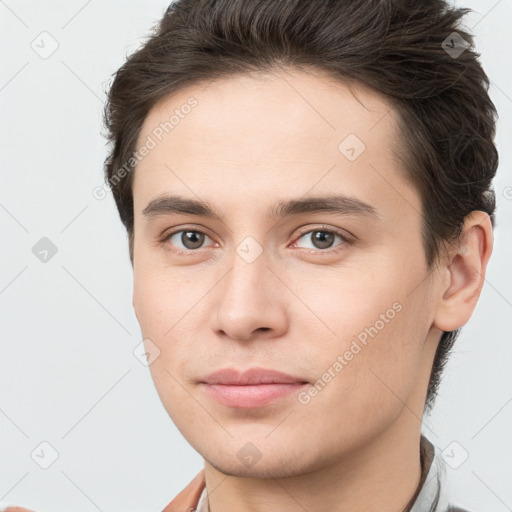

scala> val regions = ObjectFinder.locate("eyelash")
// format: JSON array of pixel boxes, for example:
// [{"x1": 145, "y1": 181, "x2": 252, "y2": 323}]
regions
[{"x1": 159, "y1": 225, "x2": 354, "y2": 256}]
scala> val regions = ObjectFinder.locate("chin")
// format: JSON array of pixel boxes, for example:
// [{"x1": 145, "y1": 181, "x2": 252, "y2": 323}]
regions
[{"x1": 206, "y1": 456, "x2": 307, "y2": 478}]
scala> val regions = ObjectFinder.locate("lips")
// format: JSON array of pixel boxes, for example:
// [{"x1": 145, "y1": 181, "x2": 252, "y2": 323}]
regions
[
  {"x1": 199, "y1": 367, "x2": 309, "y2": 408},
  {"x1": 200, "y1": 367, "x2": 308, "y2": 385}
]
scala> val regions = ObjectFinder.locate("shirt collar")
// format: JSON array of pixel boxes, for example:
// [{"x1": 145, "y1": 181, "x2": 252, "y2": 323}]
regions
[{"x1": 409, "y1": 435, "x2": 451, "y2": 512}]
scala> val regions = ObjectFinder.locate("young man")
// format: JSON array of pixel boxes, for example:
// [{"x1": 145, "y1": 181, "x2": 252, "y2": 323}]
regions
[
  {"x1": 4, "y1": 1, "x2": 498, "y2": 511},
  {"x1": 106, "y1": 0, "x2": 498, "y2": 511}
]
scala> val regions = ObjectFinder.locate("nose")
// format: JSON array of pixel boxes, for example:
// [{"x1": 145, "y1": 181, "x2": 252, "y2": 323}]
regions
[{"x1": 211, "y1": 248, "x2": 288, "y2": 342}]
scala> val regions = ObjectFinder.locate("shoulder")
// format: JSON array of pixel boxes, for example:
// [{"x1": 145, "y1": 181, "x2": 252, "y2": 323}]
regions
[
  {"x1": 2, "y1": 508, "x2": 36, "y2": 511},
  {"x1": 161, "y1": 469, "x2": 206, "y2": 512}
]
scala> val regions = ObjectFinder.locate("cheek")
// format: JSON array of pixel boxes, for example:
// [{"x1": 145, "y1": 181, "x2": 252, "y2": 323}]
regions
[
  {"x1": 133, "y1": 270, "x2": 200, "y2": 431},
  {"x1": 304, "y1": 264, "x2": 429, "y2": 413},
  {"x1": 132, "y1": 262, "x2": 202, "y2": 384},
  {"x1": 293, "y1": 303, "x2": 426, "y2": 453},
  {"x1": 133, "y1": 270, "x2": 194, "y2": 381},
  {"x1": 132, "y1": 256, "x2": 188, "y2": 338},
  {"x1": 133, "y1": 278, "x2": 165, "y2": 338}
]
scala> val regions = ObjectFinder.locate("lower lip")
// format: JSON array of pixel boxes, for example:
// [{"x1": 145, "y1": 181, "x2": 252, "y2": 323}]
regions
[{"x1": 201, "y1": 383, "x2": 307, "y2": 408}]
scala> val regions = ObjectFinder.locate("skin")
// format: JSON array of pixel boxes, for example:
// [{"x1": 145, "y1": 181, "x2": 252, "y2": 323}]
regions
[
  {"x1": 6, "y1": 68, "x2": 493, "y2": 512},
  {"x1": 0, "y1": 67, "x2": 488, "y2": 512}
]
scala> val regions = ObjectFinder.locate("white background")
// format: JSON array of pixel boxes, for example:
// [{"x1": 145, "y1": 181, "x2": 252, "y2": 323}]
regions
[{"x1": 1, "y1": 0, "x2": 511, "y2": 510}]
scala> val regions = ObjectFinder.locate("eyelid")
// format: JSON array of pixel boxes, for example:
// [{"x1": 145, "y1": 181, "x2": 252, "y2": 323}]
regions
[{"x1": 293, "y1": 224, "x2": 354, "y2": 242}]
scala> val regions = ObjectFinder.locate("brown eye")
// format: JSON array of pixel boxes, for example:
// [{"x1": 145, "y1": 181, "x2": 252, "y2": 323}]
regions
[
  {"x1": 310, "y1": 231, "x2": 336, "y2": 249},
  {"x1": 180, "y1": 231, "x2": 205, "y2": 249}
]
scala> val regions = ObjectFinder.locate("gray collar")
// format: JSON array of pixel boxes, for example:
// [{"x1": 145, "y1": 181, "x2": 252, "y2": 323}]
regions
[{"x1": 409, "y1": 436, "x2": 451, "y2": 512}]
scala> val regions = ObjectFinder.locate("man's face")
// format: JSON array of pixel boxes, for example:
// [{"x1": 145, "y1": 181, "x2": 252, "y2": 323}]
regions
[{"x1": 131, "y1": 68, "x2": 441, "y2": 477}]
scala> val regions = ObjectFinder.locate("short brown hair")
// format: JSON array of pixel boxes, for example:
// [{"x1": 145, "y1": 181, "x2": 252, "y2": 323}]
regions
[{"x1": 102, "y1": 0, "x2": 498, "y2": 411}]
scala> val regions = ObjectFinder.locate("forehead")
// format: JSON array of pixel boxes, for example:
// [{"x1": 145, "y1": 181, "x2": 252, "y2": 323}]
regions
[
  {"x1": 132, "y1": 67, "x2": 412, "y2": 218},
  {"x1": 137, "y1": 67, "x2": 398, "y2": 158}
]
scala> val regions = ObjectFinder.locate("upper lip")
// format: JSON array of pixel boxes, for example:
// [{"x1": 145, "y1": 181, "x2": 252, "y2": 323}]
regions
[{"x1": 200, "y1": 367, "x2": 308, "y2": 385}]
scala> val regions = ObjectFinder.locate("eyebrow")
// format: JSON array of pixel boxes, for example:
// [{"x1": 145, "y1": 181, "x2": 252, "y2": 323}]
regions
[{"x1": 141, "y1": 194, "x2": 379, "y2": 221}]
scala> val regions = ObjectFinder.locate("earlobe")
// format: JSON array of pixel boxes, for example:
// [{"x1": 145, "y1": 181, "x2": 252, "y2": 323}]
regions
[{"x1": 433, "y1": 211, "x2": 493, "y2": 332}]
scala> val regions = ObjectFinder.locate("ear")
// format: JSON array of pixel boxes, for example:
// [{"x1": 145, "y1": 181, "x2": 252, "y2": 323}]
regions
[{"x1": 433, "y1": 211, "x2": 494, "y2": 332}]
